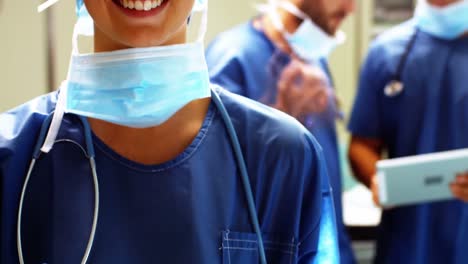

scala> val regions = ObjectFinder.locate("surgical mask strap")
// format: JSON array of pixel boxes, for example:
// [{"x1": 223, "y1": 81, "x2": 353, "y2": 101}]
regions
[
  {"x1": 265, "y1": 2, "x2": 308, "y2": 60},
  {"x1": 276, "y1": 1, "x2": 308, "y2": 20},
  {"x1": 269, "y1": 6, "x2": 286, "y2": 33},
  {"x1": 268, "y1": 1, "x2": 320, "y2": 40},
  {"x1": 41, "y1": 13, "x2": 81, "y2": 153},
  {"x1": 266, "y1": 1, "x2": 306, "y2": 34},
  {"x1": 41, "y1": 81, "x2": 68, "y2": 153},
  {"x1": 37, "y1": 0, "x2": 60, "y2": 12},
  {"x1": 195, "y1": 3, "x2": 209, "y2": 42},
  {"x1": 259, "y1": 0, "x2": 307, "y2": 19},
  {"x1": 72, "y1": 23, "x2": 81, "y2": 55},
  {"x1": 41, "y1": 16, "x2": 88, "y2": 151}
]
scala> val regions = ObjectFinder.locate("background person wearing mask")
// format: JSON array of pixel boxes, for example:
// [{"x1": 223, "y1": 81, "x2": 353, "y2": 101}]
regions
[
  {"x1": 206, "y1": 0, "x2": 356, "y2": 263},
  {"x1": 348, "y1": 0, "x2": 468, "y2": 263}
]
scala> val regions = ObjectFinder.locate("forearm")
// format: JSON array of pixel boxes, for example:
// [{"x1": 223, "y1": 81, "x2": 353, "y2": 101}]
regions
[{"x1": 348, "y1": 136, "x2": 383, "y2": 188}]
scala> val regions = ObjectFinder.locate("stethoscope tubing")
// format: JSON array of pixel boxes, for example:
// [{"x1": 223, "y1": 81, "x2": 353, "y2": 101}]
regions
[
  {"x1": 385, "y1": 28, "x2": 420, "y2": 97},
  {"x1": 17, "y1": 113, "x2": 100, "y2": 264}
]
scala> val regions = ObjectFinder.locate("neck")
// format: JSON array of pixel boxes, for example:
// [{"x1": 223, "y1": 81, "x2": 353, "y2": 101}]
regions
[
  {"x1": 278, "y1": 8, "x2": 303, "y2": 34},
  {"x1": 89, "y1": 98, "x2": 211, "y2": 165},
  {"x1": 256, "y1": 9, "x2": 302, "y2": 55}
]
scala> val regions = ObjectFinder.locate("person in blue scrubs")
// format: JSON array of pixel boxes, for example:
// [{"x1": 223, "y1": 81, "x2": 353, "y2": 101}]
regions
[
  {"x1": 348, "y1": 0, "x2": 468, "y2": 263},
  {"x1": 0, "y1": 0, "x2": 339, "y2": 263},
  {"x1": 206, "y1": 1, "x2": 356, "y2": 263}
]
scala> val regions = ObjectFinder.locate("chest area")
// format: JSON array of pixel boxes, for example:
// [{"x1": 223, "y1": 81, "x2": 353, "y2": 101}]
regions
[
  {"x1": 16, "y1": 141, "x2": 299, "y2": 264},
  {"x1": 380, "y1": 47, "x2": 468, "y2": 126}
]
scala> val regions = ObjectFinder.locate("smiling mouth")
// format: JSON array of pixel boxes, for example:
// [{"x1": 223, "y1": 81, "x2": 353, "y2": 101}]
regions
[{"x1": 114, "y1": 0, "x2": 167, "y2": 11}]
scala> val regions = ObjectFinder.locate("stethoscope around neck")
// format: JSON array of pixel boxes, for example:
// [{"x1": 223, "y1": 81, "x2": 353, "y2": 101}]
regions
[
  {"x1": 16, "y1": 89, "x2": 268, "y2": 264},
  {"x1": 384, "y1": 29, "x2": 420, "y2": 97}
]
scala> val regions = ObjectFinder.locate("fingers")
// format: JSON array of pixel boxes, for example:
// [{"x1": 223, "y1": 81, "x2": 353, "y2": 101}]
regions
[
  {"x1": 276, "y1": 60, "x2": 331, "y2": 117},
  {"x1": 455, "y1": 173, "x2": 468, "y2": 187},
  {"x1": 451, "y1": 185, "x2": 468, "y2": 202},
  {"x1": 294, "y1": 86, "x2": 329, "y2": 116},
  {"x1": 310, "y1": 88, "x2": 329, "y2": 113},
  {"x1": 277, "y1": 61, "x2": 303, "y2": 116},
  {"x1": 278, "y1": 60, "x2": 302, "y2": 93},
  {"x1": 371, "y1": 176, "x2": 381, "y2": 207},
  {"x1": 450, "y1": 173, "x2": 468, "y2": 203},
  {"x1": 302, "y1": 66, "x2": 328, "y2": 87},
  {"x1": 297, "y1": 64, "x2": 329, "y2": 114}
]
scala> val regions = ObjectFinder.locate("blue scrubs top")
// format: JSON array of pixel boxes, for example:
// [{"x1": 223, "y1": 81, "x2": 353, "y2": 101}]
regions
[
  {"x1": 206, "y1": 20, "x2": 355, "y2": 264},
  {"x1": 349, "y1": 20, "x2": 468, "y2": 264},
  {"x1": 0, "y1": 87, "x2": 337, "y2": 263}
]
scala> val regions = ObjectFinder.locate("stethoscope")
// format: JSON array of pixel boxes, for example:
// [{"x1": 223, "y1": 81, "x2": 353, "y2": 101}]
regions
[
  {"x1": 16, "y1": 89, "x2": 268, "y2": 264},
  {"x1": 384, "y1": 29, "x2": 420, "y2": 97}
]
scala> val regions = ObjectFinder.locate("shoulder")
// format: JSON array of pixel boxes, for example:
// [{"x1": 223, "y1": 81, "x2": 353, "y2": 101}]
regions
[
  {"x1": 206, "y1": 20, "x2": 274, "y2": 66},
  {"x1": 215, "y1": 87, "x2": 326, "y2": 244},
  {"x1": 366, "y1": 20, "x2": 417, "y2": 67},
  {"x1": 373, "y1": 20, "x2": 416, "y2": 47},
  {"x1": 357, "y1": 20, "x2": 418, "y2": 93},
  {"x1": 207, "y1": 20, "x2": 273, "y2": 55},
  {"x1": 216, "y1": 86, "x2": 322, "y2": 160},
  {"x1": 0, "y1": 93, "x2": 56, "y2": 159}
]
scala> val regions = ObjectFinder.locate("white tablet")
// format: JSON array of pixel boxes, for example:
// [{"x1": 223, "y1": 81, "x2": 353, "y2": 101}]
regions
[{"x1": 376, "y1": 149, "x2": 468, "y2": 207}]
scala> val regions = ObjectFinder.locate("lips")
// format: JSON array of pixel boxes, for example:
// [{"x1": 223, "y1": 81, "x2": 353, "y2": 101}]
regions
[{"x1": 112, "y1": 0, "x2": 169, "y2": 18}]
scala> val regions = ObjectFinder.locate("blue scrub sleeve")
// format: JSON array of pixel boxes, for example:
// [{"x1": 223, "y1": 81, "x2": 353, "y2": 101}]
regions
[
  {"x1": 205, "y1": 42, "x2": 247, "y2": 96},
  {"x1": 298, "y1": 134, "x2": 339, "y2": 263},
  {"x1": 348, "y1": 45, "x2": 387, "y2": 139}
]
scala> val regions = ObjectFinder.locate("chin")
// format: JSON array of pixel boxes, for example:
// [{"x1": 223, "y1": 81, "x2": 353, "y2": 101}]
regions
[
  {"x1": 323, "y1": 26, "x2": 336, "y2": 36},
  {"x1": 118, "y1": 28, "x2": 171, "y2": 48},
  {"x1": 120, "y1": 20, "x2": 187, "y2": 48},
  {"x1": 124, "y1": 37, "x2": 164, "y2": 48}
]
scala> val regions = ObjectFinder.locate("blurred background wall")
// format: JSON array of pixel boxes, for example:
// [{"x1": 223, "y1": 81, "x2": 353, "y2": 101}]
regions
[{"x1": 0, "y1": 0, "x2": 47, "y2": 112}]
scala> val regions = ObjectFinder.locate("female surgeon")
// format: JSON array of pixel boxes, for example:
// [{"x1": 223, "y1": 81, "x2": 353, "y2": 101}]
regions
[{"x1": 0, "y1": 0, "x2": 338, "y2": 263}]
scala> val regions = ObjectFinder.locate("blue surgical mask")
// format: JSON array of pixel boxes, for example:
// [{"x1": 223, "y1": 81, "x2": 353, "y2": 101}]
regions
[
  {"x1": 63, "y1": 42, "x2": 211, "y2": 128},
  {"x1": 415, "y1": 0, "x2": 468, "y2": 40},
  {"x1": 268, "y1": 1, "x2": 345, "y2": 62},
  {"x1": 61, "y1": 1, "x2": 210, "y2": 128}
]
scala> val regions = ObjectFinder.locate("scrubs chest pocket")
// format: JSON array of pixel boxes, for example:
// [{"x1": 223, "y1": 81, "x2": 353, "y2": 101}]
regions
[{"x1": 220, "y1": 230, "x2": 298, "y2": 264}]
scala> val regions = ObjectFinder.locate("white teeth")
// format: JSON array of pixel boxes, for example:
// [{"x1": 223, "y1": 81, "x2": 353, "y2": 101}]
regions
[
  {"x1": 120, "y1": 0, "x2": 164, "y2": 11},
  {"x1": 135, "y1": 1, "x2": 143, "y2": 10},
  {"x1": 144, "y1": 0, "x2": 152, "y2": 10}
]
